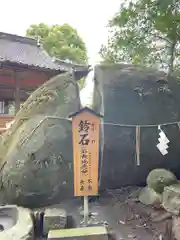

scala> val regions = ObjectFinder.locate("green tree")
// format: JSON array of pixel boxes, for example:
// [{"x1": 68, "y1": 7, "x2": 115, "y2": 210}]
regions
[
  {"x1": 100, "y1": 0, "x2": 180, "y2": 74},
  {"x1": 26, "y1": 23, "x2": 88, "y2": 64}
]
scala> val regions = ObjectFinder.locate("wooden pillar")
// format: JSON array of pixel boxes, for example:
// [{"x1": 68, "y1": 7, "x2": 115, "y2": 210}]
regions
[
  {"x1": 4, "y1": 100, "x2": 9, "y2": 114},
  {"x1": 14, "y1": 70, "x2": 20, "y2": 115}
]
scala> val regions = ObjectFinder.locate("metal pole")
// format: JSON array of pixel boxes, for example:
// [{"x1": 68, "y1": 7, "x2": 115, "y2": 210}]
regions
[{"x1": 84, "y1": 196, "x2": 89, "y2": 226}]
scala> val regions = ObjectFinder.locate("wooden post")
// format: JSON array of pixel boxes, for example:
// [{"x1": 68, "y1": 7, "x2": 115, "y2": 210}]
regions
[
  {"x1": 14, "y1": 70, "x2": 20, "y2": 115},
  {"x1": 84, "y1": 196, "x2": 89, "y2": 226},
  {"x1": 69, "y1": 107, "x2": 102, "y2": 226}
]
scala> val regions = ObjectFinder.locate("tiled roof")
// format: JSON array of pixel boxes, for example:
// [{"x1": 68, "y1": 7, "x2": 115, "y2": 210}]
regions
[
  {"x1": 54, "y1": 59, "x2": 91, "y2": 80},
  {"x1": 54, "y1": 59, "x2": 90, "y2": 71},
  {"x1": 0, "y1": 32, "x2": 63, "y2": 71}
]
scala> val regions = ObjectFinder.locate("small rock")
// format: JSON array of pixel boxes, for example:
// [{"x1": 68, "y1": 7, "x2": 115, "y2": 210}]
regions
[
  {"x1": 173, "y1": 217, "x2": 180, "y2": 239},
  {"x1": 163, "y1": 184, "x2": 180, "y2": 215},
  {"x1": 43, "y1": 208, "x2": 67, "y2": 236},
  {"x1": 139, "y1": 187, "x2": 162, "y2": 208},
  {"x1": 128, "y1": 234, "x2": 136, "y2": 239},
  {"x1": 163, "y1": 220, "x2": 174, "y2": 240},
  {"x1": 119, "y1": 220, "x2": 125, "y2": 225},
  {"x1": 79, "y1": 210, "x2": 95, "y2": 217},
  {"x1": 159, "y1": 234, "x2": 163, "y2": 240}
]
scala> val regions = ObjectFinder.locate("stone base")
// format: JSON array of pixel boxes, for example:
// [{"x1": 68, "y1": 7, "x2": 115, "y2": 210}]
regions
[
  {"x1": 0, "y1": 205, "x2": 34, "y2": 240},
  {"x1": 47, "y1": 226, "x2": 108, "y2": 240},
  {"x1": 43, "y1": 208, "x2": 67, "y2": 235}
]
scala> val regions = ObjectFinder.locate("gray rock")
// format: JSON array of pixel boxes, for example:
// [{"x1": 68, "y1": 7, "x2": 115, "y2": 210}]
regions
[
  {"x1": 151, "y1": 211, "x2": 172, "y2": 223},
  {"x1": 0, "y1": 72, "x2": 80, "y2": 207},
  {"x1": 0, "y1": 205, "x2": 34, "y2": 240},
  {"x1": 93, "y1": 64, "x2": 180, "y2": 189},
  {"x1": 173, "y1": 217, "x2": 180, "y2": 240},
  {"x1": 163, "y1": 220, "x2": 175, "y2": 240},
  {"x1": 163, "y1": 184, "x2": 180, "y2": 215},
  {"x1": 147, "y1": 169, "x2": 177, "y2": 193},
  {"x1": 43, "y1": 208, "x2": 67, "y2": 236},
  {"x1": 139, "y1": 187, "x2": 162, "y2": 208}
]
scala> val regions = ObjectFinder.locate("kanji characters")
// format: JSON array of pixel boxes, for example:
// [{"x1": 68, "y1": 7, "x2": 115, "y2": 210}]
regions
[
  {"x1": 79, "y1": 133, "x2": 90, "y2": 145},
  {"x1": 78, "y1": 120, "x2": 90, "y2": 132}
]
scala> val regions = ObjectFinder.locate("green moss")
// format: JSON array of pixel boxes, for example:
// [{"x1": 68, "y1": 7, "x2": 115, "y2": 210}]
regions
[{"x1": 147, "y1": 169, "x2": 177, "y2": 193}]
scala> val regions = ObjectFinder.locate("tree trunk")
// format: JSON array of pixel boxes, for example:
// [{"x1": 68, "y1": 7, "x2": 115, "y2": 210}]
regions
[
  {"x1": 168, "y1": 41, "x2": 176, "y2": 75},
  {"x1": 168, "y1": 0, "x2": 177, "y2": 76}
]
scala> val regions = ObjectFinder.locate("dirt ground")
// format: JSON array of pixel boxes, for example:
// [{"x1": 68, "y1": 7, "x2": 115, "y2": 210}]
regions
[{"x1": 42, "y1": 186, "x2": 174, "y2": 240}]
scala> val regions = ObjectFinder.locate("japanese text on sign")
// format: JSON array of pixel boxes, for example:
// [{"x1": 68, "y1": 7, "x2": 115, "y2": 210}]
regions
[{"x1": 72, "y1": 110, "x2": 100, "y2": 196}]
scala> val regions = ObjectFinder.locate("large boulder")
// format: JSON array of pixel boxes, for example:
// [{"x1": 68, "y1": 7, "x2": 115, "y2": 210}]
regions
[
  {"x1": 93, "y1": 64, "x2": 180, "y2": 190},
  {"x1": 147, "y1": 169, "x2": 177, "y2": 193},
  {"x1": 0, "y1": 73, "x2": 81, "y2": 208}
]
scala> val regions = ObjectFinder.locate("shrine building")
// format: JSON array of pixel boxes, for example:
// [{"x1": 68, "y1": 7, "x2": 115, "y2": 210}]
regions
[{"x1": 0, "y1": 32, "x2": 90, "y2": 129}]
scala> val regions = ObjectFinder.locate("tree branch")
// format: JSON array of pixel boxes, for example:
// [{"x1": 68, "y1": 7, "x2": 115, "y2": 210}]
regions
[{"x1": 149, "y1": 33, "x2": 172, "y2": 44}]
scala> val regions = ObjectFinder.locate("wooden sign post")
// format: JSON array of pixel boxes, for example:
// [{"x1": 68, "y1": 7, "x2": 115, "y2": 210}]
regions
[{"x1": 69, "y1": 107, "x2": 102, "y2": 226}]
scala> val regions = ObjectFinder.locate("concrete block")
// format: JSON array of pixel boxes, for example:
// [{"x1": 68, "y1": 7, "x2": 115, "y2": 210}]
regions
[
  {"x1": 47, "y1": 226, "x2": 108, "y2": 240},
  {"x1": 44, "y1": 208, "x2": 67, "y2": 235}
]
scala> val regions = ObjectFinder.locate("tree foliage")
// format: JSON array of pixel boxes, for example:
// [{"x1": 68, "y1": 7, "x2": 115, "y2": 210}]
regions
[
  {"x1": 100, "y1": 0, "x2": 180, "y2": 74},
  {"x1": 26, "y1": 23, "x2": 88, "y2": 64}
]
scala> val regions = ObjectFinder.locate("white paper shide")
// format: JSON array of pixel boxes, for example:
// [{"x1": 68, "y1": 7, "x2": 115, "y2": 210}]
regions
[{"x1": 156, "y1": 126, "x2": 169, "y2": 155}]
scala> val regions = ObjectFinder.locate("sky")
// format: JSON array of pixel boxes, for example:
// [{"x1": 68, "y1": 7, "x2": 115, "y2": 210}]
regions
[
  {"x1": 0, "y1": 0, "x2": 121, "y2": 104},
  {"x1": 0, "y1": 0, "x2": 121, "y2": 63}
]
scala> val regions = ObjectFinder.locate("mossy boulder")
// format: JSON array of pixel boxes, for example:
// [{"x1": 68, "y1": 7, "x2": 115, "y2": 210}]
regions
[
  {"x1": 147, "y1": 169, "x2": 177, "y2": 193},
  {"x1": 139, "y1": 187, "x2": 162, "y2": 208},
  {"x1": 0, "y1": 73, "x2": 81, "y2": 208},
  {"x1": 93, "y1": 64, "x2": 180, "y2": 189}
]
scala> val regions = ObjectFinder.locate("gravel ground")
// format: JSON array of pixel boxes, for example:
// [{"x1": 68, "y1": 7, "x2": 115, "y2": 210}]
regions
[{"x1": 36, "y1": 187, "x2": 173, "y2": 240}]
